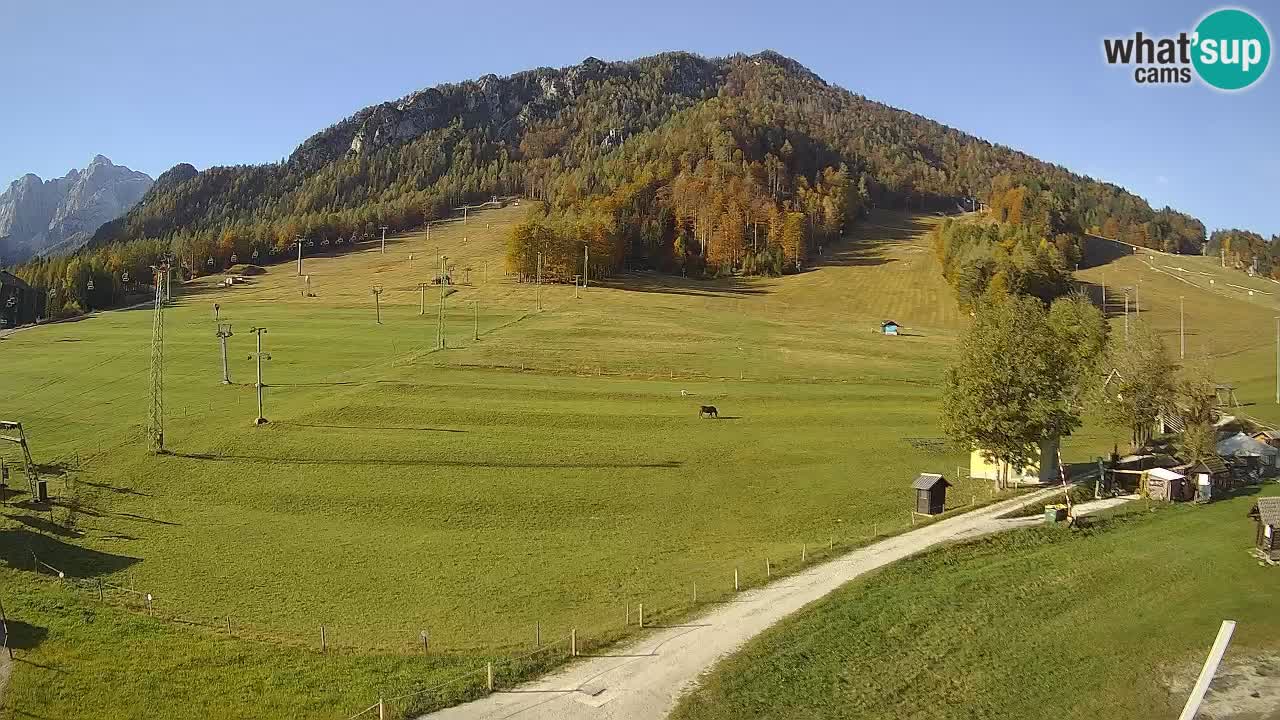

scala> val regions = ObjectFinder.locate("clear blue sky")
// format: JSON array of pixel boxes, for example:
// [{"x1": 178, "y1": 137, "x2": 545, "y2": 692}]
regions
[{"x1": 2, "y1": 0, "x2": 1276, "y2": 236}]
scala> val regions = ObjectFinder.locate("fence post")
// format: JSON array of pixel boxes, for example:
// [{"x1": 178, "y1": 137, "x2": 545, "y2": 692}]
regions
[
  {"x1": 0, "y1": 596, "x2": 11, "y2": 660},
  {"x1": 734, "y1": 567, "x2": 739, "y2": 591},
  {"x1": 802, "y1": 544, "x2": 807, "y2": 563},
  {"x1": 421, "y1": 629, "x2": 429, "y2": 654},
  {"x1": 227, "y1": 618, "x2": 232, "y2": 636},
  {"x1": 98, "y1": 579, "x2": 104, "y2": 602},
  {"x1": 321, "y1": 625, "x2": 327, "y2": 653},
  {"x1": 536, "y1": 622, "x2": 541, "y2": 648},
  {"x1": 571, "y1": 628, "x2": 577, "y2": 657},
  {"x1": 378, "y1": 697, "x2": 385, "y2": 720},
  {"x1": 638, "y1": 603, "x2": 643, "y2": 628},
  {"x1": 486, "y1": 662, "x2": 494, "y2": 691},
  {"x1": 692, "y1": 582, "x2": 697, "y2": 603},
  {"x1": 145, "y1": 593, "x2": 153, "y2": 616},
  {"x1": 766, "y1": 559, "x2": 771, "y2": 578}
]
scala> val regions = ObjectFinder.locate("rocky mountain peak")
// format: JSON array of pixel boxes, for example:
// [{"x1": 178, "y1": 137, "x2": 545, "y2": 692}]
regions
[{"x1": 0, "y1": 157, "x2": 152, "y2": 262}]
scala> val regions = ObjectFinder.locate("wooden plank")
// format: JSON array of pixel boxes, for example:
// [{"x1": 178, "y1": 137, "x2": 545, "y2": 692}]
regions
[{"x1": 1178, "y1": 620, "x2": 1237, "y2": 720}]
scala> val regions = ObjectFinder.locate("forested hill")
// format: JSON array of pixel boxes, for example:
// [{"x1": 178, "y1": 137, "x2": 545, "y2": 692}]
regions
[{"x1": 19, "y1": 50, "x2": 1208, "y2": 313}]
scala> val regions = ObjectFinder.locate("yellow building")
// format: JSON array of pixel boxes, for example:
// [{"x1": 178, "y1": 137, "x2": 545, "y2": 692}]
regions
[{"x1": 969, "y1": 436, "x2": 1061, "y2": 485}]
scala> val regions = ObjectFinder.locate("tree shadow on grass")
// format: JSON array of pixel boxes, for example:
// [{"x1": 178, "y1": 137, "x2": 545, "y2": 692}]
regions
[
  {"x1": 5, "y1": 515, "x2": 83, "y2": 539},
  {"x1": 817, "y1": 236, "x2": 903, "y2": 268},
  {"x1": 277, "y1": 422, "x2": 466, "y2": 433},
  {"x1": 1079, "y1": 234, "x2": 1136, "y2": 269},
  {"x1": 76, "y1": 479, "x2": 152, "y2": 497},
  {"x1": 598, "y1": 273, "x2": 769, "y2": 299},
  {"x1": 2, "y1": 620, "x2": 49, "y2": 652},
  {"x1": 171, "y1": 452, "x2": 681, "y2": 470},
  {"x1": 0, "y1": 529, "x2": 140, "y2": 578}
]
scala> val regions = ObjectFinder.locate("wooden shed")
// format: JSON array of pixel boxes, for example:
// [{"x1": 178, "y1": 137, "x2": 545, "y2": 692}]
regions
[
  {"x1": 912, "y1": 473, "x2": 950, "y2": 515},
  {"x1": 1142, "y1": 467, "x2": 1190, "y2": 501},
  {"x1": 1247, "y1": 497, "x2": 1280, "y2": 563},
  {"x1": 881, "y1": 320, "x2": 900, "y2": 336}
]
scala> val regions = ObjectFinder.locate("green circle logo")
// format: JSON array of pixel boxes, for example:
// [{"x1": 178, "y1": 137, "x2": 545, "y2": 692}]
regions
[{"x1": 1193, "y1": 8, "x2": 1271, "y2": 90}]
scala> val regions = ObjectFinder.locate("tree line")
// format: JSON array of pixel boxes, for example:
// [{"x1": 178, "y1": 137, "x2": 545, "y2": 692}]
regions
[{"x1": 5, "y1": 50, "x2": 1239, "y2": 310}]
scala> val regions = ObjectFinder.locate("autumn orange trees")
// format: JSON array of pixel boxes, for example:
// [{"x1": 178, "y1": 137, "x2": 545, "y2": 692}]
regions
[{"x1": 509, "y1": 97, "x2": 868, "y2": 280}]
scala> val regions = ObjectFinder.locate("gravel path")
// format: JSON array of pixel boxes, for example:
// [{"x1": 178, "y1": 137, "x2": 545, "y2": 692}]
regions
[{"x1": 420, "y1": 486, "x2": 1092, "y2": 720}]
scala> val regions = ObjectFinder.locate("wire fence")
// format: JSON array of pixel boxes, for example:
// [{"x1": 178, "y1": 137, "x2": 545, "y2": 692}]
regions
[{"x1": 14, "y1": 487, "x2": 1015, "y2": 719}]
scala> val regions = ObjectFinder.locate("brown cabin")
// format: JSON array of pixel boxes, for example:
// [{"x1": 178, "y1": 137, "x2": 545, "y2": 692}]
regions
[
  {"x1": 913, "y1": 473, "x2": 951, "y2": 515},
  {"x1": 1251, "y1": 429, "x2": 1280, "y2": 449},
  {"x1": 1248, "y1": 497, "x2": 1280, "y2": 562}
]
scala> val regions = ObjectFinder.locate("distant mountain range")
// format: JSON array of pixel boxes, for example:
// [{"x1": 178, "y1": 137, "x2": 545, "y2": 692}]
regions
[{"x1": 0, "y1": 155, "x2": 152, "y2": 263}]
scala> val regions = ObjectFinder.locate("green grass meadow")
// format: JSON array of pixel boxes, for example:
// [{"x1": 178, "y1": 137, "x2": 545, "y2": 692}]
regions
[
  {"x1": 0, "y1": 208, "x2": 1024, "y2": 718},
  {"x1": 4, "y1": 208, "x2": 1275, "y2": 718}
]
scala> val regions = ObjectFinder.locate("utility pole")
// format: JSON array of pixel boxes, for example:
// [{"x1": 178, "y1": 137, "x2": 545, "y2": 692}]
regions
[
  {"x1": 536, "y1": 252, "x2": 543, "y2": 312},
  {"x1": 1123, "y1": 288, "x2": 1130, "y2": 341},
  {"x1": 419, "y1": 283, "x2": 427, "y2": 316},
  {"x1": 295, "y1": 238, "x2": 305, "y2": 276},
  {"x1": 469, "y1": 300, "x2": 478, "y2": 341},
  {"x1": 147, "y1": 262, "x2": 168, "y2": 454},
  {"x1": 216, "y1": 323, "x2": 234, "y2": 384},
  {"x1": 437, "y1": 255, "x2": 448, "y2": 349},
  {"x1": 379, "y1": 226, "x2": 388, "y2": 255},
  {"x1": 583, "y1": 244, "x2": 589, "y2": 289},
  {"x1": 372, "y1": 285, "x2": 384, "y2": 324},
  {"x1": 249, "y1": 327, "x2": 270, "y2": 424},
  {"x1": 1179, "y1": 296, "x2": 1185, "y2": 359}
]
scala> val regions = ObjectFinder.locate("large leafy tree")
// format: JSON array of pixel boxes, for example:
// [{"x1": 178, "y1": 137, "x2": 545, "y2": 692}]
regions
[
  {"x1": 943, "y1": 292, "x2": 1080, "y2": 490},
  {"x1": 1047, "y1": 291, "x2": 1110, "y2": 402},
  {"x1": 1097, "y1": 321, "x2": 1179, "y2": 449}
]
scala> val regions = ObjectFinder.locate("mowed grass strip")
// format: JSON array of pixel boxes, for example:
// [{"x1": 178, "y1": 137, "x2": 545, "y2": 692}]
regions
[{"x1": 671, "y1": 487, "x2": 1280, "y2": 720}]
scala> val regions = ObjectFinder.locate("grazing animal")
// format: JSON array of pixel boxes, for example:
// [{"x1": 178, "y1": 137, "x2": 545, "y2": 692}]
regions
[{"x1": 699, "y1": 405, "x2": 719, "y2": 419}]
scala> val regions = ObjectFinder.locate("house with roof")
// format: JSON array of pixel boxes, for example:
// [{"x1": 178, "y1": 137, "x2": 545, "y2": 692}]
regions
[
  {"x1": 1247, "y1": 497, "x2": 1280, "y2": 563},
  {"x1": 969, "y1": 436, "x2": 1061, "y2": 485},
  {"x1": 1216, "y1": 432, "x2": 1279, "y2": 479},
  {"x1": 1251, "y1": 429, "x2": 1280, "y2": 449},
  {"x1": 1141, "y1": 467, "x2": 1191, "y2": 501},
  {"x1": 881, "y1": 320, "x2": 899, "y2": 336}
]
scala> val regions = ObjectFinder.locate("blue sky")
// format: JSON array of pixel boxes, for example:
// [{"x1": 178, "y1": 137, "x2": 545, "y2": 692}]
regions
[{"x1": 2, "y1": 0, "x2": 1276, "y2": 236}]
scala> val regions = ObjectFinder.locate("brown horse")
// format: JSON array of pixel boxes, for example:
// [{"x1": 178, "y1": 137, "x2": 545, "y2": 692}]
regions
[{"x1": 699, "y1": 405, "x2": 719, "y2": 418}]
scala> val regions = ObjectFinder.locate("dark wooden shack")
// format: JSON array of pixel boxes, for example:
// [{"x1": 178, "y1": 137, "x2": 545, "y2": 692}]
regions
[
  {"x1": 913, "y1": 473, "x2": 950, "y2": 515},
  {"x1": 1248, "y1": 497, "x2": 1280, "y2": 563}
]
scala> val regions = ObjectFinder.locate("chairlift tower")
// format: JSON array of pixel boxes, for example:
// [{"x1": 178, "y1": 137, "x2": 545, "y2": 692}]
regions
[
  {"x1": 0, "y1": 421, "x2": 39, "y2": 496},
  {"x1": 147, "y1": 262, "x2": 169, "y2": 453},
  {"x1": 437, "y1": 256, "x2": 448, "y2": 349},
  {"x1": 249, "y1": 327, "x2": 271, "y2": 424}
]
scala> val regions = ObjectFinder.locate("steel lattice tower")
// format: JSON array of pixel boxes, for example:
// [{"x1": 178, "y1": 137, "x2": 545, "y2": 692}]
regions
[{"x1": 147, "y1": 263, "x2": 167, "y2": 453}]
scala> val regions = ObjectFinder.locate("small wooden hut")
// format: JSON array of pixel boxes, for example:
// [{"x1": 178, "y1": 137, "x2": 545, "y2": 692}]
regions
[
  {"x1": 1247, "y1": 497, "x2": 1280, "y2": 562},
  {"x1": 912, "y1": 473, "x2": 950, "y2": 515},
  {"x1": 1142, "y1": 467, "x2": 1190, "y2": 501}
]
